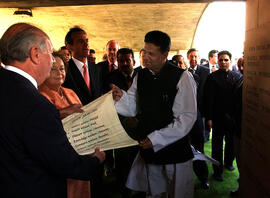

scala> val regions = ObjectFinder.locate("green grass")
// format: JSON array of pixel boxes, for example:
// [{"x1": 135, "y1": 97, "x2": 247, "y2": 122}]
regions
[
  {"x1": 104, "y1": 136, "x2": 240, "y2": 198},
  {"x1": 194, "y1": 138, "x2": 239, "y2": 198}
]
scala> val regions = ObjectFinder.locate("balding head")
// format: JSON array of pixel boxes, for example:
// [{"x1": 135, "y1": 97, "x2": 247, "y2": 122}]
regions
[
  {"x1": 106, "y1": 40, "x2": 120, "y2": 64},
  {"x1": 0, "y1": 23, "x2": 54, "y2": 85},
  {"x1": 0, "y1": 23, "x2": 48, "y2": 65}
]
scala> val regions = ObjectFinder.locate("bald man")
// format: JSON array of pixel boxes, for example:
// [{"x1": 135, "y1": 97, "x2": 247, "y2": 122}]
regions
[
  {"x1": 97, "y1": 40, "x2": 120, "y2": 93},
  {"x1": 0, "y1": 23, "x2": 105, "y2": 198}
]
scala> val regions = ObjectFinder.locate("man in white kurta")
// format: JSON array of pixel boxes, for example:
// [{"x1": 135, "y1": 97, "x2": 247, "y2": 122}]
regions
[{"x1": 112, "y1": 30, "x2": 197, "y2": 198}]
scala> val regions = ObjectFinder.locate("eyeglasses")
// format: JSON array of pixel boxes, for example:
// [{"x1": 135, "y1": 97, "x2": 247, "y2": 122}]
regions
[{"x1": 219, "y1": 58, "x2": 229, "y2": 62}]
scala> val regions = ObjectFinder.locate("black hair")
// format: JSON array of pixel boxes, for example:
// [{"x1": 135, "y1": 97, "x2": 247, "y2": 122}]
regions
[
  {"x1": 218, "y1": 50, "x2": 232, "y2": 60},
  {"x1": 117, "y1": 48, "x2": 134, "y2": 59},
  {"x1": 208, "y1": 49, "x2": 218, "y2": 58},
  {"x1": 60, "y1": 46, "x2": 67, "y2": 50},
  {"x1": 65, "y1": 27, "x2": 85, "y2": 45},
  {"x1": 187, "y1": 48, "x2": 197, "y2": 57},
  {"x1": 144, "y1": 30, "x2": 171, "y2": 53}
]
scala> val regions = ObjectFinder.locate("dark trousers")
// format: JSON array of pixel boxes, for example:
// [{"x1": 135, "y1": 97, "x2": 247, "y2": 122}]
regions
[
  {"x1": 115, "y1": 146, "x2": 139, "y2": 198},
  {"x1": 105, "y1": 150, "x2": 114, "y2": 171},
  {"x1": 212, "y1": 120, "x2": 235, "y2": 176},
  {"x1": 189, "y1": 111, "x2": 209, "y2": 183},
  {"x1": 90, "y1": 163, "x2": 105, "y2": 198},
  {"x1": 202, "y1": 117, "x2": 210, "y2": 142}
]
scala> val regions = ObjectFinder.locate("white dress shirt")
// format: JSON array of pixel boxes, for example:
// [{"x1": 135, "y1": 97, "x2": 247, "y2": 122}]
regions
[
  {"x1": 72, "y1": 57, "x2": 89, "y2": 78},
  {"x1": 209, "y1": 63, "x2": 218, "y2": 73},
  {"x1": 5, "y1": 65, "x2": 38, "y2": 89}
]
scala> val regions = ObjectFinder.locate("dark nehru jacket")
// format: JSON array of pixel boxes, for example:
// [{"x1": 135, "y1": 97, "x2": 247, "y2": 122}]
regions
[
  {"x1": 137, "y1": 62, "x2": 194, "y2": 164},
  {"x1": 204, "y1": 69, "x2": 243, "y2": 122}
]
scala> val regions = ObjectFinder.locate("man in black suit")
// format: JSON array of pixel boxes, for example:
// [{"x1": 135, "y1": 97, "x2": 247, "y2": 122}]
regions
[
  {"x1": 202, "y1": 49, "x2": 219, "y2": 142},
  {"x1": 204, "y1": 49, "x2": 219, "y2": 73},
  {"x1": 106, "y1": 48, "x2": 138, "y2": 90},
  {"x1": 187, "y1": 48, "x2": 210, "y2": 189},
  {"x1": 97, "y1": 40, "x2": 120, "y2": 93},
  {"x1": 0, "y1": 23, "x2": 105, "y2": 198},
  {"x1": 204, "y1": 50, "x2": 242, "y2": 182},
  {"x1": 63, "y1": 27, "x2": 105, "y2": 198},
  {"x1": 63, "y1": 27, "x2": 103, "y2": 106},
  {"x1": 96, "y1": 40, "x2": 120, "y2": 177},
  {"x1": 106, "y1": 48, "x2": 143, "y2": 198}
]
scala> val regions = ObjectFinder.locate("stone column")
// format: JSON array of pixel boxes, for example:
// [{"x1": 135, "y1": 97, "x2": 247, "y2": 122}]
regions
[{"x1": 241, "y1": 0, "x2": 270, "y2": 197}]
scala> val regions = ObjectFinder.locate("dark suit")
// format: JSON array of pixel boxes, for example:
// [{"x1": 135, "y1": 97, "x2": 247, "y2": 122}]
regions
[
  {"x1": 105, "y1": 68, "x2": 138, "y2": 91},
  {"x1": 97, "y1": 60, "x2": 115, "y2": 93},
  {"x1": 188, "y1": 65, "x2": 209, "y2": 184},
  {"x1": 195, "y1": 65, "x2": 210, "y2": 113},
  {"x1": 203, "y1": 63, "x2": 219, "y2": 71},
  {"x1": 97, "y1": 60, "x2": 110, "y2": 80},
  {"x1": 106, "y1": 69, "x2": 139, "y2": 198},
  {"x1": 196, "y1": 65, "x2": 212, "y2": 142},
  {"x1": 62, "y1": 59, "x2": 103, "y2": 197},
  {"x1": 0, "y1": 69, "x2": 100, "y2": 198},
  {"x1": 63, "y1": 58, "x2": 103, "y2": 106},
  {"x1": 204, "y1": 69, "x2": 242, "y2": 176}
]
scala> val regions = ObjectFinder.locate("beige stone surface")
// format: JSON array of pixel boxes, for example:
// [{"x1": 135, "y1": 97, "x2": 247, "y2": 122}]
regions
[
  {"x1": 242, "y1": 0, "x2": 270, "y2": 196},
  {"x1": 245, "y1": 0, "x2": 257, "y2": 31},
  {"x1": 258, "y1": 0, "x2": 270, "y2": 26},
  {"x1": 0, "y1": 3, "x2": 207, "y2": 54}
]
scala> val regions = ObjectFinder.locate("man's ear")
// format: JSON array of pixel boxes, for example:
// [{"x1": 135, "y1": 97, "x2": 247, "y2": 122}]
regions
[{"x1": 29, "y1": 46, "x2": 40, "y2": 64}]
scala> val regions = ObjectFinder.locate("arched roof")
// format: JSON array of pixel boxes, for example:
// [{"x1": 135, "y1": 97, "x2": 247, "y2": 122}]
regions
[{"x1": 0, "y1": 0, "x2": 244, "y2": 52}]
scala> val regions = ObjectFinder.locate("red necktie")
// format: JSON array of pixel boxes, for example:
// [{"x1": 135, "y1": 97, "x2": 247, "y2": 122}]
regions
[{"x1": 83, "y1": 64, "x2": 90, "y2": 89}]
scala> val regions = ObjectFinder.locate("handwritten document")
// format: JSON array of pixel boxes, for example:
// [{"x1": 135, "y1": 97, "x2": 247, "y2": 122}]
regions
[{"x1": 62, "y1": 91, "x2": 138, "y2": 155}]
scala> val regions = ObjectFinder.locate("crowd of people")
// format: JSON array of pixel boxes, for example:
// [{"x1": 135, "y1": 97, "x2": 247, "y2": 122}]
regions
[{"x1": 0, "y1": 22, "x2": 244, "y2": 198}]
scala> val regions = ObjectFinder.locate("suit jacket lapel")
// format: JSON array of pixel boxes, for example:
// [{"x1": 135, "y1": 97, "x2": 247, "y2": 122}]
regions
[
  {"x1": 69, "y1": 59, "x2": 91, "y2": 95},
  {"x1": 88, "y1": 61, "x2": 95, "y2": 92}
]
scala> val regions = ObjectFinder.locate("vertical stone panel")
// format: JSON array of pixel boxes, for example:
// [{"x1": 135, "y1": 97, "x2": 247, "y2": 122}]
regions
[
  {"x1": 245, "y1": 0, "x2": 258, "y2": 31},
  {"x1": 242, "y1": 0, "x2": 270, "y2": 197},
  {"x1": 259, "y1": 0, "x2": 270, "y2": 26}
]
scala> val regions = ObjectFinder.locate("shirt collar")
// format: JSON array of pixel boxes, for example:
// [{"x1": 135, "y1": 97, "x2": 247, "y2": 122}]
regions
[
  {"x1": 5, "y1": 65, "x2": 38, "y2": 89},
  {"x1": 210, "y1": 63, "x2": 217, "y2": 68},
  {"x1": 72, "y1": 57, "x2": 88, "y2": 69},
  {"x1": 108, "y1": 60, "x2": 118, "y2": 66}
]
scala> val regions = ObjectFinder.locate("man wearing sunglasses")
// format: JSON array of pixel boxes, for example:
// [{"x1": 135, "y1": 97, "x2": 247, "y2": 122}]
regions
[{"x1": 203, "y1": 50, "x2": 242, "y2": 182}]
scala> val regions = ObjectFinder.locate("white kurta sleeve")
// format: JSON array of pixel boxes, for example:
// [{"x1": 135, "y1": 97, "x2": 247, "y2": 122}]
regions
[
  {"x1": 114, "y1": 74, "x2": 138, "y2": 117},
  {"x1": 147, "y1": 70, "x2": 197, "y2": 152}
]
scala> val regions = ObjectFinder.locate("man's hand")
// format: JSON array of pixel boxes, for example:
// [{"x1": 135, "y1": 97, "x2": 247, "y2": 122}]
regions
[
  {"x1": 110, "y1": 84, "x2": 123, "y2": 101},
  {"x1": 139, "y1": 137, "x2": 153, "y2": 149},
  {"x1": 59, "y1": 104, "x2": 83, "y2": 119},
  {"x1": 92, "y1": 147, "x2": 106, "y2": 163}
]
